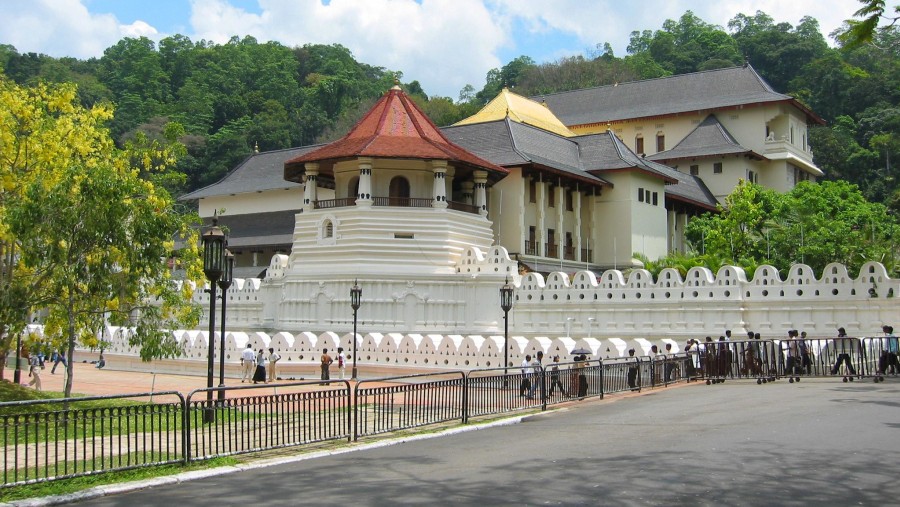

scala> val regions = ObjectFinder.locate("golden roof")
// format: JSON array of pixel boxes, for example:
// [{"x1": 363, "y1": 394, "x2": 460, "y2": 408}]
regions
[{"x1": 453, "y1": 88, "x2": 575, "y2": 137}]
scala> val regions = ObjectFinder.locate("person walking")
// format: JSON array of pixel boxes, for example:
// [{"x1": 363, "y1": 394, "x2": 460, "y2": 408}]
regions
[
  {"x1": 240, "y1": 344, "x2": 255, "y2": 383},
  {"x1": 267, "y1": 347, "x2": 281, "y2": 383},
  {"x1": 519, "y1": 355, "x2": 532, "y2": 396},
  {"x1": 320, "y1": 348, "x2": 333, "y2": 384},
  {"x1": 548, "y1": 355, "x2": 565, "y2": 396},
  {"x1": 337, "y1": 347, "x2": 347, "y2": 379},
  {"x1": 50, "y1": 348, "x2": 67, "y2": 374},
  {"x1": 526, "y1": 351, "x2": 543, "y2": 399},
  {"x1": 831, "y1": 327, "x2": 857, "y2": 376},
  {"x1": 878, "y1": 325, "x2": 898, "y2": 376},
  {"x1": 252, "y1": 348, "x2": 267, "y2": 384},
  {"x1": 27, "y1": 353, "x2": 43, "y2": 390}
]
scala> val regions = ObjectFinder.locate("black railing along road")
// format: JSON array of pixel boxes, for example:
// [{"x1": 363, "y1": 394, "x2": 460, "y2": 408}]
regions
[
  {"x1": 184, "y1": 380, "x2": 352, "y2": 463},
  {"x1": 0, "y1": 392, "x2": 184, "y2": 487},
  {"x1": 2, "y1": 340, "x2": 892, "y2": 488}
]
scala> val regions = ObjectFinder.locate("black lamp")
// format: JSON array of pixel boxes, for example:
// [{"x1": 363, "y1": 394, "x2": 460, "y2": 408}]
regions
[
  {"x1": 201, "y1": 218, "x2": 225, "y2": 422},
  {"x1": 217, "y1": 249, "x2": 234, "y2": 402},
  {"x1": 500, "y1": 278, "x2": 514, "y2": 383},
  {"x1": 350, "y1": 280, "x2": 362, "y2": 380}
]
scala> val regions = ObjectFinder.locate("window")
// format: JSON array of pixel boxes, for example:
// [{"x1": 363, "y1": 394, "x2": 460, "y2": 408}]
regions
[
  {"x1": 323, "y1": 219, "x2": 334, "y2": 238},
  {"x1": 348, "y1": 176, "x2": 359, "y2": 199},
  {"x1": 389, "y1": 176, "x2": 410, "y2": 199},
  {"x1": 566, "y1": 190, "x2": 573, "y2": 211},
  {"x1": 713, "y1": 162, "x2": 723, "y2": 174},
  {"x1": 656, "y1": 133, "x2": 665, "y2": 152},
  {"x1": 748, "y1": 170, "x2": 757, "y2": 184},
  {"x1": 638, "y1": 188, "x2": 645, "y2": 202},
  {"x1": 529, "y1": 179, "x2": 536, "y2": 203},
  {"x1": 635, "y1": 136, "x2": 644, "y2": 155},
  {"x1": 652, "y1": 192, "x2": 658, "y2": 206},
  {"x1": 690, "y1": 165, "x2": 699, "y2": 176},
  {"x1": 548, "y1": 185, "x2": 556, "y2": 208}
]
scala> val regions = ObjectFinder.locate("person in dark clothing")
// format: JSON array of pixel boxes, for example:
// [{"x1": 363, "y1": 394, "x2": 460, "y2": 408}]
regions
[
  {"x1": 548, "y1": 356, "x2": 565, "y2": 395},
  {"x1": 831, "y1": 327, "x2": 857, "y2": 375},
  {"x1": 626, "y1": 348, "x2": 639, "y2": 390}
]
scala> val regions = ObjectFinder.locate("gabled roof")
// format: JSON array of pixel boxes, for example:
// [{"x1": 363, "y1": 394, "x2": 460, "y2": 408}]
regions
[
  {"x1": 576, "y1": 130, "x2": 678, "y2": 183},
  {"x1": 443, "y1": 118, "x2": 607, "y2": 187},
  {"x1": 539, "y1": 65, "x2": 824, "y2": 128},
  {"x1": 647, "y1": 115, "x2": 761, "y2": 162},
  {"x1": 642, "y1": 159, "x2": 718, "y2": 210},
  {"x1": 453, "y1": 87, "x2": 575, "y2": 137},
  {"x1": 284, "y1": 85, "x2": 507, "y2": 182},
  {"x1": 180, "y1": 146, "x2": 317, "y2": 200}
]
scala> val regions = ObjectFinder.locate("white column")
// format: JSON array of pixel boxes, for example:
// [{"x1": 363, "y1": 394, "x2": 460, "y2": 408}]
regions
[
  {"x1": 356, "y1": 157, "x2": 373, "y2": 208},
  {"x1": 302, "y1": 163, "x2": 319, "y2": 212},
  {"x1": 574, "y1": 189, "x2": 583, "y2": 261},
  {"x1": 668, "y1": 209, "x2": 677, "y2": 253},
  {"x1": 474, "y1": 170, "x2": 488, "y2": 217},
  {"x1": 556, "y1": 183, "x2": 565, "y2": 259},
  {"x1": 537, "y1": 176, "x2": 546, "y2": 257},
  {"x1": 461, "y1": 181, "x2": 474, "y2": 205},
  {"x1": 678, "y1": 213, "x2": 689, "y2": 253},
  {"x1": 431, "y1": 160, "x2": 448, "y2": 209}
]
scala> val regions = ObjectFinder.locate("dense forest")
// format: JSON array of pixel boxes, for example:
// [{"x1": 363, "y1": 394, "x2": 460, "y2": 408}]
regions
[{"x1": 0, "y1": 9, "x2": 898, "y2": 212}]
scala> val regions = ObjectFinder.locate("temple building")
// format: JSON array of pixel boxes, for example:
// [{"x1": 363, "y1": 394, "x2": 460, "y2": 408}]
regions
[{"x1": 181, "y1": 64, "x2": 823, "y2": 278}]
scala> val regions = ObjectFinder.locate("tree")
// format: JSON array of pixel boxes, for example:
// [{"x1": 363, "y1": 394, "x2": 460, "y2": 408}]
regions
[
  {"x1": 0, "y1": 79, "x2": 203, "y2": 396},
  {"x1": 683, "y1": 180, "x2": 899, "y2": 277},
  {"x1": 836, "y1": 0, "x2": 900, "y2": 49}
]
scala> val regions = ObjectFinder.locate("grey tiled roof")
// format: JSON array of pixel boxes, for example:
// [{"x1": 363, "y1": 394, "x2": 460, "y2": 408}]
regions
[
  {"x1": 647, "y1": 115, "x2": 758, "y2": 162},
  {"x1": 180, "y1": 146, "x2": 322, "y2": 200},
  {"x1": 644, "y1": 159, "x2": 718, "y2": 210},
  {"x1": 204, "y1": 210, "x2": 297, "y2": 248},
  {"x1": 576, "y1": 131, "x2": 676, "y2": 182},
  {"x1": 539, "y1": 65, "x2": 800, "y2": 127},
  {"x1": 443, "y1": 119, "x2": 609, "y2": 187}
]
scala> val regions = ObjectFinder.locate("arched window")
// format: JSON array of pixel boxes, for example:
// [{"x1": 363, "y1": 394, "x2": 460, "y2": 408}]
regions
[
  {"x1": 389, "y1": 176, "x2": 410, "y2": 204},
  {"x1": 323, "y1": 219, "x2": 334, "y2": 238},
  {"x1": 348, "y1": 176, "x2": 359, "y2": 199}
]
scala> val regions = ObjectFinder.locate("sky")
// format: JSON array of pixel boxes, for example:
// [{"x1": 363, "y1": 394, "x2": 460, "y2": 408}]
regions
[{"x1": 1, "y1": 0, "x2": 867, "y2": 99}]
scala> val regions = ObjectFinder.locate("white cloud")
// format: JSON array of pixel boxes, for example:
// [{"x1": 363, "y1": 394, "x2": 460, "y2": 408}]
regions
[{"x1": 0, "y1": 0, "x2": 152, "y2": 58}]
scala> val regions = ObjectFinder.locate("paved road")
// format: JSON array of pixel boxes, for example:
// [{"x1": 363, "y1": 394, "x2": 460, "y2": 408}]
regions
[{"x1": 70, "y1": 378, "x2": 900, "y2": 506}]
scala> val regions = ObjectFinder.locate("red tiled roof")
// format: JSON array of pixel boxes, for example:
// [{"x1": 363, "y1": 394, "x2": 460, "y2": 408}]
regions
[{"x1": 285, "y1": 87, "x2": 508, "y2": 175}]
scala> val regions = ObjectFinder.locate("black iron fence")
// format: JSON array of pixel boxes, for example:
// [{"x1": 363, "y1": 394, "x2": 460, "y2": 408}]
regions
[
  {"x1": 1, "y1": 341, "x2": 888, "y2": 488},
  {"x1": 0, "y1": 392, "x2": 184, "y2": 487}
]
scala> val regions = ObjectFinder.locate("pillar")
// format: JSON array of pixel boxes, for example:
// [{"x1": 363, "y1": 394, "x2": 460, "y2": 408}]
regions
[
  {"x1": 431, "y1": 160, "x2": 448, "y2": 209},
  {"x1": 302, "y1": 163, "x2": 319, "y2": 212},
  {"x1": 356, "y1": 157, "x2": 373, "y2": 208},
  {"x1": 474, "y1": 170, "x2": 488, "y2": 217}
]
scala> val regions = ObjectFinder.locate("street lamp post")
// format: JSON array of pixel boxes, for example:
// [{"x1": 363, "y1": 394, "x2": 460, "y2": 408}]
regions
[
  {"x1": 565, "y1": 317, "x2": 574, "y2": 338},
  {"x1": 217, "y1": 249, "x2": 234, "y2": 403},
  {"x1": 201, "y1": 219, "x2": 226, "y2": 423},
  {"x1": 500, "y1": 278, "x2": 514, "y2": 385},
  {"x1": 350, "y1": 281, "x2": 362, "y2": 380}
]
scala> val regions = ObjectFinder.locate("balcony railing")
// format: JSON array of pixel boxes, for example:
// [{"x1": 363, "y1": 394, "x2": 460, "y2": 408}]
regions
[
  {"x1": 545, "y1": 243, "x2": 558, "y2": 258},
  {"x1": 524, "y1": 241, "x2": 539, "y2": 256},
  {"x1": 313, "y1": 197, "x2": 479, "y2": 214},
  {"x1": 581, "y1": 248, "x2": 593, "y2": 263},
  {"x1": 564, "y1": 246, "x2": 576, "y2": 260}
]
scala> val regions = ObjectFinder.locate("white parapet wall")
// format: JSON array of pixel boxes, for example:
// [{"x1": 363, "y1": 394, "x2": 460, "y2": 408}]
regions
[{"x1": 49, "y1": 257, "x2": 899, "y2": 377}]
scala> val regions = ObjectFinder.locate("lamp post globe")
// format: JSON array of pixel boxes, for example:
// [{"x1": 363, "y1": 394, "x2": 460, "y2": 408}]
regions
[
  {"x1": 500, "y1": 278, "x2": 514, "y2": 384},
  {"x1": 201, "y1": 218, "x2": 226, "y2": 422},
  {"x1": 216, "y1": 249, "x2": 234, "y2": 403},
  {"x1": 350, "y1": 281, "x2": 362, "y2": 380}
]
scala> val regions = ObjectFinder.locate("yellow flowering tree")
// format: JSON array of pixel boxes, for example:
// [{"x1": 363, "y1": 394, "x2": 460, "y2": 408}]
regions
[{"x1": 0, "y1": 78, "x2": 204, "y2": 396}]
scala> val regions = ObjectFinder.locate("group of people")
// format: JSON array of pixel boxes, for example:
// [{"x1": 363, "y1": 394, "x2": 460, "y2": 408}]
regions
[
  {"x1": 240, "y1": 344, "x2": 281, "y2": 384},
  {"x1": 519, "y1": 351, "x2": 589, "y2": 400},
  {"x1": 679, "y1": 325, "x2": 897, "y2": 379},
  {"x1": 239, "y1": 345, "x2": 349, "y2": 385}
]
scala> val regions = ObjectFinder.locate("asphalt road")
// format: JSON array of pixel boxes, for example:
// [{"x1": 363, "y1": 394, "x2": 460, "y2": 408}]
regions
[{"x1": 71, "y1": 378, "x2": 900, "y2": 506}]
